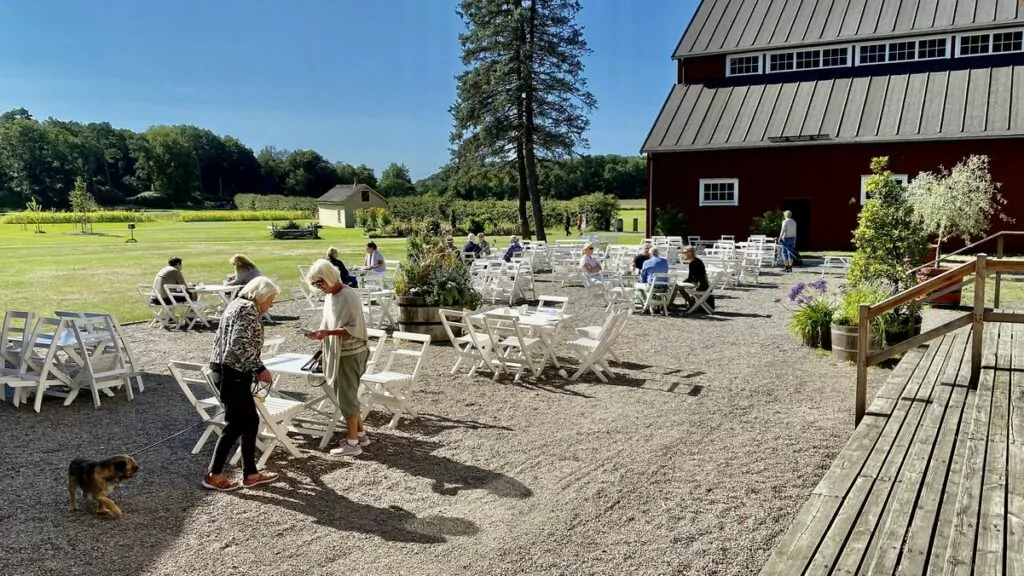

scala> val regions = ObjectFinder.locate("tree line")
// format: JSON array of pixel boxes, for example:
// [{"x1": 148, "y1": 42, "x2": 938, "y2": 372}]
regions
[{"x1": 0, "y1": 106, "x2": 641, "y2": 211}]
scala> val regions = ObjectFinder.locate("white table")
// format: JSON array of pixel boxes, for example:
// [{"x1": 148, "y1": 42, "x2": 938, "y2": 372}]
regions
[
  {"x1": 262, "y1": 352, "x2": 347, "y2": 450},
  {"x1": 471, "y1": 308, "x2": 571, "y2": 370},
  {"x1": 193, "y1": 284, "x2": 239, "y2": 313}
]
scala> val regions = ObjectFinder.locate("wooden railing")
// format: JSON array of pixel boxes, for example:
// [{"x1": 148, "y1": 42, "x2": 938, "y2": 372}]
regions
[
  {"x1": 911, "y1": 230, "x2": 1024, "y2": 308},
  {"x1": 854, "y1": 254, "x2": 1024, "y2": 425}
]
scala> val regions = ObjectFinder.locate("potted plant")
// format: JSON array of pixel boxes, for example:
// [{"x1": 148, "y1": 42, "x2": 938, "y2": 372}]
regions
[
  {"x1": 830, "y1": 283, "x2": 890, "y2": 363},
  {"x1": 393, "y1": 234, "x2": 482, "y2": 343},
  {"x1": 848, "y1": 157, "x2": 930, "y2": 343},
  {"x1": 787, "y1": 279, "x2": 837, "y2": 350},
  {"x1": 905, "y1": 154, "x2": 1011, "y2": 307}
]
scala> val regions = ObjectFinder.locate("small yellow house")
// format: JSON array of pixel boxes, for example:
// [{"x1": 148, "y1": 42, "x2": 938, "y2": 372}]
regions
[{"x1": 316, "y1": 184, "x2": 388, "y2": 228}]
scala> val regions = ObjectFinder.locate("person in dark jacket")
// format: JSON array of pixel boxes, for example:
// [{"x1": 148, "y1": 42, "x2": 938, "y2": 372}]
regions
[
  {"x1": 326, "y1": 247, "x2": 358, "y2": 288},
  {"x1": 681, "y1": 246, "x2": 714, "y2": 311}
]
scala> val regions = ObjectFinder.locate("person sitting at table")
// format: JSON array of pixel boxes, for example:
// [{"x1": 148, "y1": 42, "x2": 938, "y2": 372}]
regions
[
  {"x1": 305, "y1": 259, "x2": 371, "y2": 457},
  {"x1": 502, "y1": 235, "x2": 523, "y2": 263},
  {"x1": 635, "y1": 247, "x2": 670, "y2": 305},
  {"x1": 445, "y1": 235, "x2": 459, "y2": 252},
  {"x1": 632, "y1": 242, "x2": 652, "y2": 274},
  {"x1": 326, "y1": 247, "x2": 359, "y2": 288},
  {"x1": 203, "y1": 276, "x2": 280, "y2": 491},
  {"x1": 680, "y1": 245, "x2": 714, "y2": 311},
  {"x1": 580, "y1": 243, "x2": 602, "y2": 278},
  {"x1": 364, "y1": 242, "x2": 386, "y2": 275},
  {"x1": 225, "y1": 254, "x2": 262, "y2": 286},
  {"x1": 152, "y1": 256, "x2": 195, "y2": 304},
  {"x1": 462, "y1": 234, "x2": 479, "y2": 255},
  {"x1": 476, "y1": 233, "x2": 491, "y2": 256}
]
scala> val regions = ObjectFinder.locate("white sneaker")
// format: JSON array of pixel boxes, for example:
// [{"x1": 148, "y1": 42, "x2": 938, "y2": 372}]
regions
[
  {"x1": 329, "y1": 442, "x2": 363, "y2": 456},
  {"x1": 357, "y1": 434, "x2": 371, "y2": 447}
]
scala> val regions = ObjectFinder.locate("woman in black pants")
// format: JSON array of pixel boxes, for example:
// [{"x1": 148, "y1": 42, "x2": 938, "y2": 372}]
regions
[{"x1": 202, "y1": 277, "x2": 281, "y2": 491}]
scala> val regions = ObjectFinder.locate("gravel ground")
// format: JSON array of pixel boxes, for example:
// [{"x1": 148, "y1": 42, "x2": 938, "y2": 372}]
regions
[{"x1": 2, "y1": 268, "x2": 909, "y2": 576}]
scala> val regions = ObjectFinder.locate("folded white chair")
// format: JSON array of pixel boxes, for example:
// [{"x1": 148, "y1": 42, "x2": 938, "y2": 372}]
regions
[
  {"x1": 63, "y1": 319, "x2": 133, "y2": 408},
  {"x1": 566, "y1": 307, "x2": 632, "y2": 383},
  {"x1": 2, "y1": 317, "x2": 74, "y2": 412},
  {"x1": 439, "y1": 309, "x2": 492, "y2": 376}
]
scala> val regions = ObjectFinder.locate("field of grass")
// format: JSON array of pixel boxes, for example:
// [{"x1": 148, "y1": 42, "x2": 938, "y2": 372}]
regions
[{"x1": 1, "y1": 216, "x2": 646, "y2": 323}]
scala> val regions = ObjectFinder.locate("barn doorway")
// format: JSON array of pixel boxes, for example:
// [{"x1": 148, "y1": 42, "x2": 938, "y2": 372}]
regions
[{"x1": 781, "y1": 199, "x2": 811, "y2": 252}]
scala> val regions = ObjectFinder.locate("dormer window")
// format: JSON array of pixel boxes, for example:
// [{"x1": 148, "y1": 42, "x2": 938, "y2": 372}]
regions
[
  {"x1": 958, "y1": 30, "x2": 1023, "y2": 56},
  {"x1": 993, "y1": 30, "x2": 1023, "y2": 53},
  {"x1": 959, "y1": 34, "x2": 990, "y2": 55},
  {"x1": 769, "y1": 53, "x2": 794, "y2": 72},
  {"x1": 727, "y1": 55, "x2": 760, "y2": 76}
]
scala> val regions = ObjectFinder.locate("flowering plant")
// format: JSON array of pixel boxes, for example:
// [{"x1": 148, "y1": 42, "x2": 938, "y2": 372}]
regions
[{"x1": 786, "y1": 279, "x2": 837, "y2": 347}]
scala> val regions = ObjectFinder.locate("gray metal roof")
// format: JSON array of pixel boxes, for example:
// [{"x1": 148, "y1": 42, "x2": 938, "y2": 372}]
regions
[
  {"x1": 675, "y1": 0, "x2": 1024, "y2": 58},
  {"x1": 316, "y1": 184, "x2": 377, "y2": 204},
  {"x1": 641, "y1": 65, "x2": 1024, "y2": 152}
]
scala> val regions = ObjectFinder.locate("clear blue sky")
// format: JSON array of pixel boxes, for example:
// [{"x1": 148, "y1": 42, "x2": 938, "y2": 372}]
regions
[{"x1": 0, "y1": 0, "x2": 697, "y2": 180}]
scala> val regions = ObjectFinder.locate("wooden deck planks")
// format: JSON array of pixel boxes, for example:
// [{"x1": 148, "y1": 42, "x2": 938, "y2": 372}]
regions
[{"x1": 761, "y1": 317, "x2": 1024, "y2": 576}]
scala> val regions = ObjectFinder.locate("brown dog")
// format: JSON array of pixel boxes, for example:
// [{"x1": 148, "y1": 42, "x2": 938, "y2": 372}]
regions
[{"x1": 68, "y1": 455, "x2": 139, "y2": 517}]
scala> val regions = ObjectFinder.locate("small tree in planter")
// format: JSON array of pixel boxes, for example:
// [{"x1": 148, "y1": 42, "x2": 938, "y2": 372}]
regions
[
  {"x1": 847, "y1": 157, "x2": 930, "y2": 341},
  {"x1": 906, "y1": 154, "x2": 1010, "y2": 273}
]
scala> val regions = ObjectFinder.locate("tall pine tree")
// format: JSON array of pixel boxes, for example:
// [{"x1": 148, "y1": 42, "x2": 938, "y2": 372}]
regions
[{"x1": 451, "y1": 0, "x2": 595, "y2": 240}]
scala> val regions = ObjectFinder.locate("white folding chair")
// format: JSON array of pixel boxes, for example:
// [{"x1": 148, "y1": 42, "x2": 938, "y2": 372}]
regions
[
  {"x1": 1, "y1": 311, "x2": 35, "y2": 403},
  {"x1": 168, "y1": 361, "x2": 225, "y2": 455},
  {"x1": 359, "y1": 331, "x2": 431, "y2": 428},
  {"x1": 1, "y1": 317, "x2": 74, "y2": 412},
  {"x1": 536, "y1": 295, "x2": 569, "y2": 315},
  {"x1": 641, "y1": 274, "x2": 673, "y2": 316},
  {"x1": 137, "y1": 284, "x2": 176, "y2": 328},
  {"x1": 365, "y1": 328, "x2": 389, "y2": 375},
  {"x1": 482, "y1": 314, "x2": 547, "y2": 382},
  {"x1": 439, "y1": 309, "x2": 491, "y2": 376},
  {"x1": 685, "y1": 270, "x2": 721, "y2": 315},
  {"x1": 566, "y1": 306, "x2": 632, "y2": 383},
  {"x1": 164, "y1": 285, "x2": 210, "y2": 329}
]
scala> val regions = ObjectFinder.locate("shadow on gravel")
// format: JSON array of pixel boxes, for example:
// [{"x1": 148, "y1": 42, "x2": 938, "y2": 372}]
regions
[
  {"x1": 382, "y1": 413, "x2": 515, "y2": 437},
  {"x1": 236, "y1": 458, "x2": 479, "y2": 543},
  {"x1": 360, "y1": 434, "x2": 533, "y2": 499}
]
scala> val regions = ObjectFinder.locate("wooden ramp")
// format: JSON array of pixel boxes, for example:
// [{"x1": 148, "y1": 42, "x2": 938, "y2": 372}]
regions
[{"x1": 760, "y1": 321, "x2": 1024, "y2": 575}]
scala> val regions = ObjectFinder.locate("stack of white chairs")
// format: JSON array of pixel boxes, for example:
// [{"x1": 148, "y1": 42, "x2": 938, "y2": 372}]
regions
[
  {"x1": 2, "y1": 316, "x2": 74, "y2": 412},
  {"x1": 61, "y1": 318, "x2": 133, "y2": 409},
  {"x1": 565, "y1": 303, "x2": 632, "y2": 383},
  {"x1": 55, "y1": 311, "x2": 144, "y2": 395}
]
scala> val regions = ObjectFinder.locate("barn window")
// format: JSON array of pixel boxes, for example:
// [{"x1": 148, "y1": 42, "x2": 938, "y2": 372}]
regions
[
  {"x1": 860, "y1": 174, "x2": 908, "y2": 205},
  {"x1": 361, "y1": 190, "x2": 370, "y2": 202},
  {"x1": 769, "y1": 53, "x2": 795, "y2": 72},
  {"x1": 958, "y1": 34, "x2": 991, "y2": 56},
  {"x1": 727, "y1": 55, "x2": 761, "y2": 76},
  {"x1": 858, "y1": 44, "x2": 888, "y2": 64},
  {"x1": 795, "y1": 50, "x2": 821, "y2": 69},
  {"x1": 993, "y1": 30, "x2": 1023, "y2": 53},
  {"x1": 821, "y1": 47, "x2": 849, "y2": 67},
  {"x1": 699, "y1": 179, "x2": 739, "y2": 207},
  {"x1": 918, "y1": 38, "x2": 948, "y2": 59}
]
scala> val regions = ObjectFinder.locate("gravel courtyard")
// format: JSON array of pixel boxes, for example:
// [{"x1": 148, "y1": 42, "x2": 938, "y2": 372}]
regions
[{"x1": 2, "y1": 269, "x2": 907, "y2": 576}]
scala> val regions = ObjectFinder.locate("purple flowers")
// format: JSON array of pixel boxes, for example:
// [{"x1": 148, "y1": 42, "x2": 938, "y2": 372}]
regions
[{"x1": 788, "y1": 279, "x2": 829, "y2": 307}]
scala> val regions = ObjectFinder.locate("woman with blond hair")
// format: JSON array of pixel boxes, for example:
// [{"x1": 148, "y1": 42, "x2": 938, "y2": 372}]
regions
[
  {"x1": 226, "y1": 254, "x2": 262, "y2": 286},
  {"x1": 305, "y1": 259, "x2": 370, "y2": 456},
  {"x1": 326, "y1": 247, "x2": 358, "y2": 287}
]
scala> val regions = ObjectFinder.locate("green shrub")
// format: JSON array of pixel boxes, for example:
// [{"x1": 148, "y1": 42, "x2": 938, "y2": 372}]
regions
[
  {"x1": 127, "y1": 191, "x2": 173, "y2": 209},
  {"x1": 179, "y1": 210, "x2": 310, "y2": 222},
  {"x1": 575, "y1": 193, "x2": 620, "y2": 231},
  {"x1": 751, "y1": 210, "x2": 783, "y2": 237},
  {"x1": 654, "y1": 206, "x2": 687, "y2": 236}
]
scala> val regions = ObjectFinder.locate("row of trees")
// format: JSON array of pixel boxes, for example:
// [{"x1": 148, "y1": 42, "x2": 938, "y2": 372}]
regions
[{"x1": 0, "y1": 106, "x2": 641, "y2": 210}]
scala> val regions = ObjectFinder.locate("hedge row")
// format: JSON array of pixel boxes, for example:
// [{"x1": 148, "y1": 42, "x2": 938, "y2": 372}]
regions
[
  {"x1": 0, "y1": 210, "x2": 157, "y2": 225},
  {"x1": 233, "y1": 194, "x2": 318, "y2": 212}
]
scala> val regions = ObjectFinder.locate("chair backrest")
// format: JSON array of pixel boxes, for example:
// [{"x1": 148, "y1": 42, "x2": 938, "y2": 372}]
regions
[
  {"x1": 69, "y1": 319, "x2": 127, "y2": 382},
  {"x1": 480, "y1": 314, "x2": 533, "y2": 367},
  {"x1": 537, "y1": 295, "x2": 569, "y2": 315},
  {"x1": 1, "y1": 310, "x2": 35, "y2": 367},
  {"x1": 20, "y1": 316, "x2": 68, "y2": 381},
  {"x1": 164, "y1": 284, "x2": 194, "y2": 303},
  {"x1": 365, "y1": 328, "x2": 389, "y2": 371},
  {"x1": 298, "y1": 264, "x2": 311, "y2": 282},
  {"x1": 261, "y1": 337, "x2": 285, "y2": 360},
  {"x1": 168, "y1": 360, "x2": 222, "y2": 420},
  {"x1": 380, "y1": 331, "x2": 430, "y2": 379},
  {"x1": 650, "y1": 272, "x2": 674, "y2": 289},
  {"x1": 438, "y1": 308, "x2": 468, "y2": 344}
]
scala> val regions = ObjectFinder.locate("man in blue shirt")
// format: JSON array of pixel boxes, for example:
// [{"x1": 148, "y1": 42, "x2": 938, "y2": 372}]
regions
[{"x1": 636, "y1": 247, "x2": 670, "y2": 306}]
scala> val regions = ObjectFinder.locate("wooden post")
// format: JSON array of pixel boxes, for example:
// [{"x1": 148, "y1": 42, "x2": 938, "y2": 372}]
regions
[
  {"x1": 855, "y1": 303, "x2": 870, "y2": 427},
  {"x1": 971, "y1": 254, "x2": 987, "y2": 385},
  {"x1": 994, "y1": 236, "x2": 1004, "y2": 308}
]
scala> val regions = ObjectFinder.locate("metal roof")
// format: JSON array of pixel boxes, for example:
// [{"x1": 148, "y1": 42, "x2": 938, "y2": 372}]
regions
[
  {"x1": 675, "y1": 0, "x2": 1024, "y2": 58},
  {"x1": 641, "y1": 65, "x2": 1024, "y2": 153},
  {"x1": 316, "y1": 184, "x2": 377, "y2": 204}
]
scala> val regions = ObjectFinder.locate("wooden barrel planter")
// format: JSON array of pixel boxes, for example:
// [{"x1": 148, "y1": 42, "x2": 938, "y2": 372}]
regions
[
  {"x1": 830, "y1": 323, "x2": 882, "y2": 363},
  {"x1": 396, "y1": 296, "x2": 455, "y2": 343}
]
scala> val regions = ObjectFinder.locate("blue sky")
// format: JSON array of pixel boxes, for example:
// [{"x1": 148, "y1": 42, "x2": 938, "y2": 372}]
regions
[{"x1": 0, "y1": 0, "x2": 697, "y2": 180}]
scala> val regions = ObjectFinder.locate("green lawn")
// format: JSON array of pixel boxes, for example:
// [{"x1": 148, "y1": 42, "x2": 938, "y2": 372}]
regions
[{"x1": 1, "y1": 218, "x2": 645, "y2": 323}]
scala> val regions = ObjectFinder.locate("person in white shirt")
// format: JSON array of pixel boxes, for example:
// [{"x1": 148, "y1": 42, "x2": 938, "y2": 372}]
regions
[
  {"x1": 306, "y1": 259, "x2": 371, "y2": 456},
  {"x1": 580, "y1": 243, "x2": 602, "y2": 280},
  {"x1": 779, "y1": 210, "x2": 798, "y2": 272},
  {"x1": 363, "y1": 242, "x2": 386, "y2": 275}
]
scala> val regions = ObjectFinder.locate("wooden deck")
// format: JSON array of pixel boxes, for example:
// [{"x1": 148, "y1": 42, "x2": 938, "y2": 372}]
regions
[{"x1": 761, "y1": 320, "x2": 1024, "y2": 575}]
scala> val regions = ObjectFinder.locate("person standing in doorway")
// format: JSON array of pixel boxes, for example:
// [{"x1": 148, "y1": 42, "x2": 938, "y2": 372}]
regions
[{"x1": 779, "y1": 210, "x2": 798, "y2": 272}]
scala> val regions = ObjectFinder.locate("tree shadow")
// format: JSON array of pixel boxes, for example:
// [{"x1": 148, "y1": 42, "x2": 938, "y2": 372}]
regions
[
  {"x1": 234, "y1": 458, "x2": 479, "y2": 543},
  {"x1": 372, "y1": 413, "x2": 514, "y2": 437},
  {"x1": 360, "y1": 434, "x2": 533, "y2": 499}
]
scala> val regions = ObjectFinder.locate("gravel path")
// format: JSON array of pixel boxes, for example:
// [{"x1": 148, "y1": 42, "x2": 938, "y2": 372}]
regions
[{"x1": 2, "y1": 269, "x2": 906, "y2": 576}]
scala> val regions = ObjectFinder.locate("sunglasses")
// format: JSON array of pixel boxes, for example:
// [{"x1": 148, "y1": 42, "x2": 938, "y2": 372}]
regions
[{"x1": 311, "y1": 279, "x2": 326, "y2": 289}]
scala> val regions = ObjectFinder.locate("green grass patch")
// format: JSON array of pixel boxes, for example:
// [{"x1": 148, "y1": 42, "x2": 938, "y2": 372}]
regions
[{"x1": 1, "y1": 218, "x2": 644, "y2": 323}]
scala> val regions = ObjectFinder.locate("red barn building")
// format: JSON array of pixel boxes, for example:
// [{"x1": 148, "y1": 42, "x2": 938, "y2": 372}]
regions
[{"x1": 642, "y1": 0, "x2": 1024, "y2": 251}]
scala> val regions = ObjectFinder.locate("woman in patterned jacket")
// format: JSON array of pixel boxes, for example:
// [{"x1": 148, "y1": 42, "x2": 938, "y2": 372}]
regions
[{"x1": 202, "y1": 276, "x2": 280, "y2": 491}]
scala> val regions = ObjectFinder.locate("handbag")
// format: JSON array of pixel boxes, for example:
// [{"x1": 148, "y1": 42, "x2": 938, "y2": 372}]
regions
[{"x1": 300, "y1": 349, "x2": 323, "y2": 373}]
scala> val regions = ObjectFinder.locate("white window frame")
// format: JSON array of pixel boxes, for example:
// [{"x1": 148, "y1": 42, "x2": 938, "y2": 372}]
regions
[
  {"x1": 860, "y1": 174, "x2": 908, "y2": 205},
  {"x1": 855, "y1": 34, "x2": 951, "y2": 66},
  {"x1": 766, "y1": 44, "x2": 854, "y2": 73},
  {"x1": 956, "y1": 28, "x2": 1024, "y2": 56},
  {"x1": 699, "y1": 178, "x2": 739, "y2": 207},
  {"x1": 725, "y1": 53, "x2": 762, "y2": 77}
]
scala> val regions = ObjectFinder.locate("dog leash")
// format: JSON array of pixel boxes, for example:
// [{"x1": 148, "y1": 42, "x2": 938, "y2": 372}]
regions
[{"x1": 128, "y1": 421, "x2": 206, "y2": 457}]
